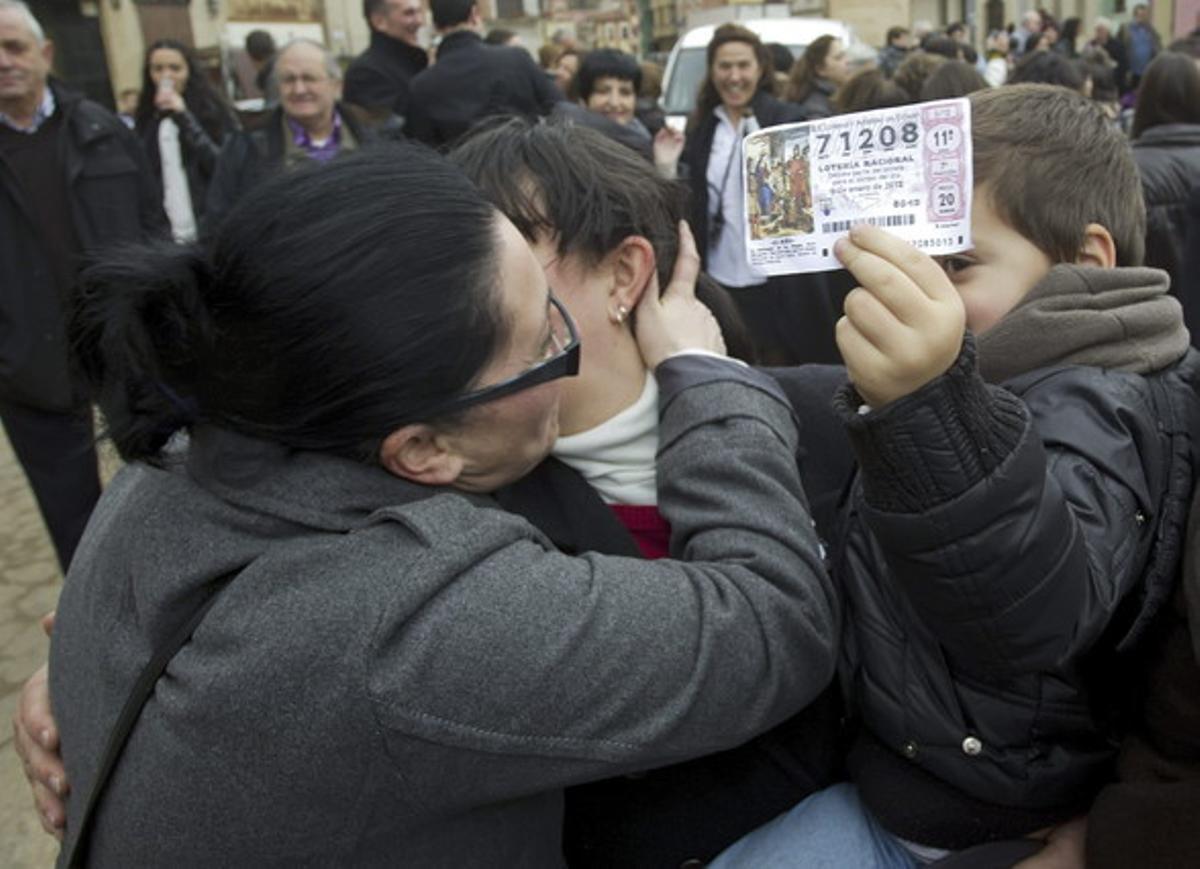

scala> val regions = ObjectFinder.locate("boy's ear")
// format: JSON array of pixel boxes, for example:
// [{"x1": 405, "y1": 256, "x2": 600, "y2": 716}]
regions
[
  {"x1": 1076, "y1": 223, "x2": 1117, "y2": 269},
  {"x1": 378, "y1": 424, "x2": 465, "y2": 486},
  {"x1": 608, "y1": 236, "x2": 657, "y2": 321}
]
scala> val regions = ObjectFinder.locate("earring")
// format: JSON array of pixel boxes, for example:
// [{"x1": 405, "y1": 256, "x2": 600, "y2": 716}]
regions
[{"x1": 613, "y1": 305, "x2": 629, "y2": 324}]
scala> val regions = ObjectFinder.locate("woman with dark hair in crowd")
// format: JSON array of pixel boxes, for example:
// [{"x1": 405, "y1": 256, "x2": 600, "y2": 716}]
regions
[
  {"x1": 893, "y1": 50, "x2": 945, "y2": 100},
  {"x1": 41, "y1": 146, "x2": 837, "y2": 865},
  {"x1": 919, "y1": 59, "x2": 990, "y2": 100},
  {"x1": 672, "y1": 24, "x2": 845, "y2": 365},
  {"x1": 785, "y1": 34, "x2": 852, "y2": 120},
  {"x1": 1131, "y1": 51, "x2": 1200, "y2": 294},
  {"x1": 1056, "y1": 17, "x2": 1081, "y2": 58},
  {"x1": 134, "y1": 39, "x2": 237, "y2": 242}
]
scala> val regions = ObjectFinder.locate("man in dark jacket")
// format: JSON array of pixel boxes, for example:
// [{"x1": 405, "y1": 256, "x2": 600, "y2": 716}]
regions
[
  {"x1": 206, "y1": 40, "x2": 373, "y2": 231},
  {"x1": 343, "y1": 0, "x2": 428, "y2": 121},
  {"x1": 0, "y1": 0, "x2": 165, "y2": 569},
  {"x1": 405, "y1": 0, "x2": 561, "y2": 148}
]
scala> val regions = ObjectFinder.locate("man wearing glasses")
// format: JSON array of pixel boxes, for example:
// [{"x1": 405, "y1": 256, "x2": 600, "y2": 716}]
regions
[{"x1": 205, "y1": 40, "x2": 375, "y2": 231}]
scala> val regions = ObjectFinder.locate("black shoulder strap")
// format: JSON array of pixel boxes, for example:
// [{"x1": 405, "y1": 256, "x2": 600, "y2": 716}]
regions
[{"x1": 65, "y1": 567, "x2": 244, "y2": 868}]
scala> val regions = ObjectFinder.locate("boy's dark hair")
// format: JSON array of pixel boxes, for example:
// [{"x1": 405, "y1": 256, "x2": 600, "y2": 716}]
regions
[
  {"x1": 363, "y1": 0, "x2": 385, "y2": 22},
  {"x1": 946, "y1": 21, "x2": 966, "y2": 39},
  {"x1": 919, "y1": 59, "x2": 988, "y2": 100},
  {"x1": 575, "y1": 49, "x2": 642, "y2": 100},
  {"x1": 970, "y1": 85, "x2": 1145, "y2": 267},
  {"x1": 833, "y1": 68, "x2": 911, "y2": 113},
  {"x1": 1007, "y1": 50, "x2": 1086, "y2": 90},
  {"x1": 450, "y1": 117, "x2": 757, "y2": 362},
  {"x1": 886, "y1": 26, "x2": 909, "y2": 44},
  {"x1": 1131, "y1": 51, "x2": 1200, "y2": 139},
  {"x1": 430, "y1": 0, "x2": 473, "y2": 30},
  {"x1": 923, "y1": 34, "x2": 962, "y2": 59}
]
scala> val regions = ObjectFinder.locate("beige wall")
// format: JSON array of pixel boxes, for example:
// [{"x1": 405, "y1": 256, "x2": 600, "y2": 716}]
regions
[{"x1": 828, "y1": 0, "x2": 913, "y2": 48}]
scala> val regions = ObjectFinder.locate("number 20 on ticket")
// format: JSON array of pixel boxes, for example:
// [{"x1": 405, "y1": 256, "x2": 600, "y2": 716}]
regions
[{"x1": 743, "y1": 98, "x2": 972, "y2": 275}]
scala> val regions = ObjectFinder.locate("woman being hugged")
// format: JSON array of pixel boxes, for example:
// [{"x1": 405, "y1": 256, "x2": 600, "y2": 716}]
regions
[
  {"x1": 134, "y1": 39, "x2": 237, "y2": 241},
  {"x1": 45, "y1": 146, "x2": 836, "y2": 866}
]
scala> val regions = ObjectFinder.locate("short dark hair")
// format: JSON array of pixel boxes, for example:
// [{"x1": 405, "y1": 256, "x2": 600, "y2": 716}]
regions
[
  {"x1": 766, "y1": 42, "x2": 795, "y2": 75},
  {"x1": 575, "y1": 49, "x2": 642, "y2": 100},
  {"x1": 970, "y1": 85, "x2": 1145, "y2": 266},
  {"x1": 71, "y1": 146, "x2": 504, "y2": 463},
  {"x1": 430, "y1": 0, "x2": 473, "y2": 30},
  {"x1": 1132, "y1": 51, "x2": 1200, "y2": 138},
  {"x1": 892, "y1": 50, "x2": 944, "y2": 100},
  {"x1": 363, "y1": 0, "x2": 386, "y2": 21},
  {"x1": 833, "y1": 68, "x2": 911, "y2": 113},
  {"x1": 919, "y1": 59, "x2": 988, "y2": 100},
  {"x1": 484, "y1": 27, "x2": 515, "y2": 45},
  {"x1": 450, "y1": 117, "x2": 757, "y2": 362},
  {"x1": 1008, "y1": 49, "x2": 1086, "y2": 90},
  {"x1": 922, "y1": 34, "x2": 962, "y2": 60},
  {"x1": 886, "y1": 26, "x2": 909, "y2": 44},
  {"x1": 245, "y1": 29, "x2": 275, "y2": 62},
  {"x1": 946, "y1": 21, "x2": 966, "y2": 38}
]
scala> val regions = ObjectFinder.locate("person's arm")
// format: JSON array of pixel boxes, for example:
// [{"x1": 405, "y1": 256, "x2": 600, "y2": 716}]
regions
[
  {"x1": 202, "y1": 133, "x2": 253, "y2": 237},
  {"x1": 12, "y1": 614, "x2": 67, "y2": 839},
  {"x1": 343, "y1": 63, "x2": 408, "y2": 117},
  {"x1": 832, "y1": 225, "x2": 1165, "y2": 676},
  {"x1": 172, "y1": 109, "x2": 225, "y2": 177},
  {"x1": 113, "y1": 120, "x2": 168, "y2": 240},
  {"x1": 524, "y1": 51, "x2": 562, "y2": 115},
  {"x1": 364, "y1": 226, "x2": 838, "y2": 803}
]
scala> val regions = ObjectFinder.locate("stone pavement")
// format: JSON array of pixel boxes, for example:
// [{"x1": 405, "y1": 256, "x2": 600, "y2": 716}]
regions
[{"x1": 0, "y1": 423, "x2": 116, "y2": 868}]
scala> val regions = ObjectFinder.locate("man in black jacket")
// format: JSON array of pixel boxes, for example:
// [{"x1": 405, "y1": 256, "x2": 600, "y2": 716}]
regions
[
  {"x1": 405, "y1": 0, "x2": 561, "y2": 148},
  {"x1": 343, "y1": 0, "x2": 428, "y2": 121},
  {"x1": 206, "y1": 40, "x2": 374, "y2": 231},
  {"x1": 0, "y1": 0, "x2": 165, "y2": 569}
]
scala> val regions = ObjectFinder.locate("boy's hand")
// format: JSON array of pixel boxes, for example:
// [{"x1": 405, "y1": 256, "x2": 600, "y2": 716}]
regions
[{"x1": 834, "y1": 224, "x2": 965, "y2": 409}]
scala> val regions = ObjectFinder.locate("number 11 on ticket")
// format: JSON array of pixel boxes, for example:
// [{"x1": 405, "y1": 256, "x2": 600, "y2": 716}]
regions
[{"x1": 742, "y1": 98, "x2": 973, "y2": 275}]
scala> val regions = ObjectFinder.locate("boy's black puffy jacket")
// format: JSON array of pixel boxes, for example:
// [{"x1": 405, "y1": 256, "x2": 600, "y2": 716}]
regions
[{"x1": 822, "y1": 271, "x2": 1200, "y2": 848}]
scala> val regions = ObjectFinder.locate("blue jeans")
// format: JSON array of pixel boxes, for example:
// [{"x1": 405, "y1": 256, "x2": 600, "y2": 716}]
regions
[{"x1": 709, "y1": 783, "x2": 919, "y2": 868}]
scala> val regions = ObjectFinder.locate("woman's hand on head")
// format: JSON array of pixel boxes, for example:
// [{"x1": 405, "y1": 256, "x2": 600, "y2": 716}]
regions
[
  {"x1": 13, "y1": 612, "x2": 68, "y2": 840},
  {"x1": 634, "y1": 221, "x2": 725, "y2": 369},
  {"x1": 834, "y1": 224, "x2": 965, "y2": 409}
]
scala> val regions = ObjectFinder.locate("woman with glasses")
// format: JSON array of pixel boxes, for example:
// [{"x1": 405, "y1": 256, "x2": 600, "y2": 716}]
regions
[{"x1": 41, "y1": 146, "x2": 835, "y2": 864}]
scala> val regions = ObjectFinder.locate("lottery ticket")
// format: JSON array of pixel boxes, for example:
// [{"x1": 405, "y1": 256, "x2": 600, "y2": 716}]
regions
[{"x1": 742, "y1": 98, "x2": 972, "y2": 275}]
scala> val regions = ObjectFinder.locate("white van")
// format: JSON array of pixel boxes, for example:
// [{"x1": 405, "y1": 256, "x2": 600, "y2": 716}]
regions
[{"x1": 660, "y1": 18, "x2": 870, "y2": 127}]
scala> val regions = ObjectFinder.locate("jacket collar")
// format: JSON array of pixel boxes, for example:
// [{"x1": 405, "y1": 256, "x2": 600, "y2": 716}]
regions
[
  {"x1": 437, "y1": 29, "x2": 484, "y2": 57},
  {"x1": 1133, "y1": 123, "x2": 1200, "y2": 149},
  {"x1": 184, "y1": 424, "x2": 486, "y2": 533}
]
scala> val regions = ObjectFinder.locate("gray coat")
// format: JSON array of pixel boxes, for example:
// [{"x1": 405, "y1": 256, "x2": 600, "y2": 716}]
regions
[{"x1": 50, "y1": 357, "x2": 837, "y2": 867}]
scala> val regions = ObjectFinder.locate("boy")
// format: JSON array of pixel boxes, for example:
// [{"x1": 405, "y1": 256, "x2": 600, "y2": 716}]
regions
[{"x1": 714, "y1": 83, "x2": 1200, "y2": 865}]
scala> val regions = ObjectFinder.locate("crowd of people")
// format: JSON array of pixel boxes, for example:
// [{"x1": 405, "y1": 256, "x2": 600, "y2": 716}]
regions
[{"x1": 3, "y1": 0, "x2": 1200, "y2": 865}]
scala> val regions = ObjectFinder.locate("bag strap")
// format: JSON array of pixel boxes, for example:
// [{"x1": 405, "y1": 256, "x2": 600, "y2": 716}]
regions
[{"x1": 65, "y1": 566, "x2": 244, "y2": 868}]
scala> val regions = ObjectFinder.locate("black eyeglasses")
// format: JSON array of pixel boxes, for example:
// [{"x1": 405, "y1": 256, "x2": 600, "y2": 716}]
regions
[{"x1": 422, "y1": 294, "x2": 580, "y2": 420}]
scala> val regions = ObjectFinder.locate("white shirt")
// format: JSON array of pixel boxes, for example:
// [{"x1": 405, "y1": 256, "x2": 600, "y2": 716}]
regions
[
  {"x1": 705, "y1": 105, "x2": 767, "y2": 289},
  {"x1": 158, "y1": 117, "x2": 197, "y2": 243},
  {"x1": 552, "y1": 373, "x2": 659, "y2": 506}
]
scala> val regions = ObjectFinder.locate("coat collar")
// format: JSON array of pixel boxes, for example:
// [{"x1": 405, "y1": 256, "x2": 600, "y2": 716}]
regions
[
  {"x1": 436, "y1": 29, "x2": 484, "y2": 57},
  {"x1": 368, "y1": 29, "x2": 429, "y2": 73},
  {"x1": 183, "y1": 424, "x2": 487, "y2": 533}
]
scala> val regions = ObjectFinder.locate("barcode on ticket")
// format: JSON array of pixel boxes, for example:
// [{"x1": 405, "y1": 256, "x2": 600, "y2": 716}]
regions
[{"x1": 819, "y1": 214, "x2": 917, "y2": 234}]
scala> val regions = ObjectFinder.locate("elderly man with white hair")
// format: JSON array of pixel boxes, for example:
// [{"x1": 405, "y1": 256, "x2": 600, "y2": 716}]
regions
[
  {"x1": 1011, "y1": 9, "x2": 1044, "y2": 57},
  {"x1": 1090, "y1": 16, "x2": 1130, "y2": 92},
  {"x1": 205, "y1": 38, "x2": 376, "y2": 229},
  {"x1": 0, "y1": 0, "x2": 164, "y2": 570}
]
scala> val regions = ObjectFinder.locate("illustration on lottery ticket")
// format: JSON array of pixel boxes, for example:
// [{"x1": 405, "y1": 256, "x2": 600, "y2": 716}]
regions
[{"x1": 743, "y1": 98, "x2": 973, "y2": 275}]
